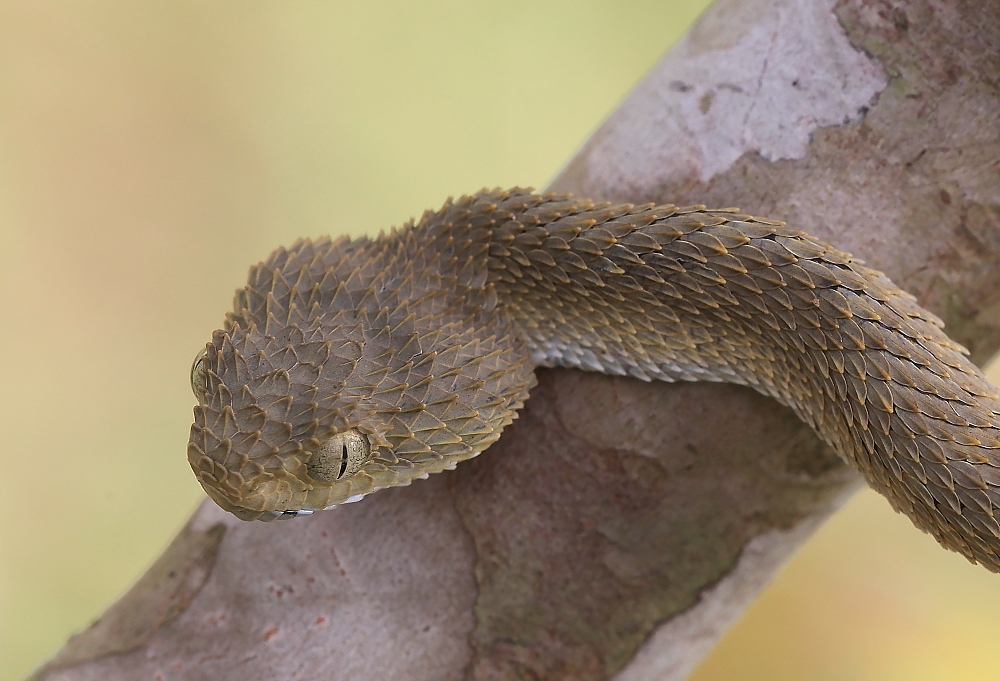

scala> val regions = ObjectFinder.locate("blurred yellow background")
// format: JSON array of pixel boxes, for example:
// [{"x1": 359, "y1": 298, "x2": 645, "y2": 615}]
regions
[{"x1": 2, "y1": 2, "x2": 1000, "y2": 680}]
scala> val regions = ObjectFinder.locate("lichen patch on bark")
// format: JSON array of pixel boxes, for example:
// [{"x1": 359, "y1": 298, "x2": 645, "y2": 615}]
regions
[{"x1": 555, "y1": 0, "x2": 887, "y2": 190}]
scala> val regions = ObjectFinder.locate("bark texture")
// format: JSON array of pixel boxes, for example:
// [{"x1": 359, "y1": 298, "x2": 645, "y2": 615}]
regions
[{"x1": 32, "y1": 0, "x2": 1000, "y2": 679}]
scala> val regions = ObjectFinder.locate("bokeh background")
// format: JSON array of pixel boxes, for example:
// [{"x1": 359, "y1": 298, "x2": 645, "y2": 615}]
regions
[{"x1": 2, "y1": 1, "x2": 1000, "y2": 679}]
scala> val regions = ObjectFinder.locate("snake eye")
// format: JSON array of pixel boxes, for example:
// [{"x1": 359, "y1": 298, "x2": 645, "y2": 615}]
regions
[
  {"x1": 307, "y1": 430, "x2": 372, "y2": 482},
  {"x1": 190, "y1": 348, "x2": 209, "y2": 403}
]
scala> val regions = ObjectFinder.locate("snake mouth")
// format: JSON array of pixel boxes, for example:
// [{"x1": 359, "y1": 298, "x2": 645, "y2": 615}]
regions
[
  {"x1": 268, "y1": 509, "x2": 314, "y2": 521},
  {"x1": 246, "y1": 492, "x2": 375, "y2": 521},
  {"x1": 200, "y1": 472, "x2": 378, "y2": 521},
  {"x1": 266, "y1": 492, "x2": 373, "y2": 520},
  {"x1": 214, "y1": 501, "x2": 314, "y2": 522}
]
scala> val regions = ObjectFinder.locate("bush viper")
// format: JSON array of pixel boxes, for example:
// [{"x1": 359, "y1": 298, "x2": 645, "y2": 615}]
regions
[{"x1": 188, "y1": 188, "x2": 1000, "y2": 572}]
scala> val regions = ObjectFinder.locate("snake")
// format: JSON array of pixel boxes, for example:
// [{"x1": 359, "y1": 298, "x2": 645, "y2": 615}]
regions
[{"x1": 187, "y1": 187, "x2": 1000, "y2": 572}]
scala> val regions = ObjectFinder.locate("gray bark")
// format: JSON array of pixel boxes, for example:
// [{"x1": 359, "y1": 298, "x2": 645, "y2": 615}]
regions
[{"x1": 31, "y1": 0, "x2": 1000, "y2": 679}]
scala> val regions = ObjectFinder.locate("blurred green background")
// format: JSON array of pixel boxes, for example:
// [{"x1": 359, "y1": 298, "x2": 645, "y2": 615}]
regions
[{"x1": 2, "y1": 1, "x2": 1000, "y2": 679}]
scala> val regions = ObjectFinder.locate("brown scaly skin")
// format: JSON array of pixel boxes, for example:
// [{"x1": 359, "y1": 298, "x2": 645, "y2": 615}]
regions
[{"x1": 189, "y1": 188, "x2": 1000, "y2": 572}]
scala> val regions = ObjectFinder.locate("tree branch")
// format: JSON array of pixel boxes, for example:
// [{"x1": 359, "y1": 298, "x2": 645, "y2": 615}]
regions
[{"x1": 33, "y1": 0, "x2": 1000, "y2": 679}]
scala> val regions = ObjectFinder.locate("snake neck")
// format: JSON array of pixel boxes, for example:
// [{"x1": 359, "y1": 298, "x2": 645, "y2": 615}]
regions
[{"x1": 431, "y1": 188, "x2": 1000, "y2": 571}]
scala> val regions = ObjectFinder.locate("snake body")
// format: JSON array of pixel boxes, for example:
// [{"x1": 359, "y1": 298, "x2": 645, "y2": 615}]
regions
[{"x1": 188, "y1": 188, "x2": 1000, "y2": 571}]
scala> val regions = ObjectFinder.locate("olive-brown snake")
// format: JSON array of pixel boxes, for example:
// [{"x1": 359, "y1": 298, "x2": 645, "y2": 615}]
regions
[{"x1": 188, "y1": 188, "x2": 1000, "y2": 572}]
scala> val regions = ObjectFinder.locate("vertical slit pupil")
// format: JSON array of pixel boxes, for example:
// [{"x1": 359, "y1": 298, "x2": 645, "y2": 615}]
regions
[{"x1": 338, "y1": 443, "x2": 349, "y2": 479}]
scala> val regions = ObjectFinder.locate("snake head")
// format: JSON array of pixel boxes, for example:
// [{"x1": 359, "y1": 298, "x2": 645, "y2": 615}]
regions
[
  {"x1": 186, "y1": 235, "x2": 536, "y2": 521},
  {"x1": 187, "y1": 320, "x2": 392, "y2": 521}
]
